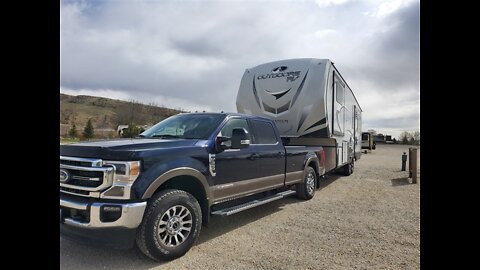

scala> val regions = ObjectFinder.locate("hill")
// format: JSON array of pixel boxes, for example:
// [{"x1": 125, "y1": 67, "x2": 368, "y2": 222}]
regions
[{"x1": 60, "y1": 93, "x2": 182, "y2": 137}]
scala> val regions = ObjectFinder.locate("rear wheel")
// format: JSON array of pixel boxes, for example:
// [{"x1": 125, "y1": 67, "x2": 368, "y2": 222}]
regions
[
  {"x1": 343, "y1": 159, "x2": 354, "y2": 176},
  {"x1": 296, "y1": 167, "x2": 316, "y2": 200},
  {"x1": 136, "y1": 189, "x2": 202, "y2": 261}
]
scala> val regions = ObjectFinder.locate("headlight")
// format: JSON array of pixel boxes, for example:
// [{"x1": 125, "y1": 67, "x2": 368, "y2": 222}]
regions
[
  {"x1": 103, "y1": 161, "x2": 141, "y2": 184},
  {"x1": 100, "y1": 161, "x2": 141, "y2": 199}
]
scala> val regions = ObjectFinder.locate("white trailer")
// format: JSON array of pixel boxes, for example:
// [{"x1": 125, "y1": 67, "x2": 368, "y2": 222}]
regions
[
  {"x1": 236, "y1": 58, "x2": 362, "y2": 175},
  {"x1": 361, "y1": 131, "x2": 375, "y2": 151}
]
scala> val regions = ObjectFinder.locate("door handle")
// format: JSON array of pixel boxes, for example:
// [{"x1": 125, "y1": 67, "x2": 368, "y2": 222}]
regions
[{"x1": 248, "y1": 153, "x2": 261, "y2": 161}]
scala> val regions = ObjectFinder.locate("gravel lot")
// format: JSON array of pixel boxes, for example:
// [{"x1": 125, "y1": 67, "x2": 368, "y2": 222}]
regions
[{"x1": 60, "y1": 144, "x2": 420, "y2": 270}]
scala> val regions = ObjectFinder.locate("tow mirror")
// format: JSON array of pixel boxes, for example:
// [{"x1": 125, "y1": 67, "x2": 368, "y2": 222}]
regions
[
  {"x1": 231, "y1": 128, "x2": 250, "y2": 149},
  {"x1": 215, "y1": 136, "x2": 230, "y2": 152}
]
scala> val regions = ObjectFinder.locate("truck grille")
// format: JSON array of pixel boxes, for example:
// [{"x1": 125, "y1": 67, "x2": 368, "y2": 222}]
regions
[{"x1": 60, "y1": 156, "x2": 114, "y2": 198}]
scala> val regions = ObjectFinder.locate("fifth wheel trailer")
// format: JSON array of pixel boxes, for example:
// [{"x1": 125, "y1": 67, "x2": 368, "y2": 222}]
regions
[
  {"x1": 236, "y1": 58, "x2": 362, "y2": 175},
  {"x1": 361, "y1": 132, "x2": 376, "y2": 151}
]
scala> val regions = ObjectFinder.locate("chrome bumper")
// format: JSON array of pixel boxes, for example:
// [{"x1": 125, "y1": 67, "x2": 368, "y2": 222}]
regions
[{"x1": 60, "y1": 198, "x2": 147, "y2": 229}]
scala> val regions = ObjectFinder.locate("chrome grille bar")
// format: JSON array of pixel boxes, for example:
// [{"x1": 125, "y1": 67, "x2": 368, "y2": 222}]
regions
[{"x1": 60, "y1": 156, "x2": 115, "y2": 197}]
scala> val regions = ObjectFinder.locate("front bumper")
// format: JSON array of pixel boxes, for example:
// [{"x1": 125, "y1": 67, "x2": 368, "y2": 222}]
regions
[
  {"x1": 60, "y1": 196, "x2": 147, "y2": 229},
  {"x1": 60, "y1": 196, "x2": 147, "y2": 248}
]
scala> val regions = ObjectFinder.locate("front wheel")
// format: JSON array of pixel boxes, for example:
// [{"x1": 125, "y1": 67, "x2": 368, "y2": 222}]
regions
[
  {"x1": 136, "y1": 189, "x2": 202, "y2": 261},
  {"x1": 296, "y1": 167, "x2": 316, "y2": 200}
]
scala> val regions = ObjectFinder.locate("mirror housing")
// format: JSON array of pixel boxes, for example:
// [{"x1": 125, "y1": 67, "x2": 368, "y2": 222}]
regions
[
  {"x1": 231, "y1": 128, "x2": 250, "y2": 149},
  {"x1": 215, "y1": 136, "x2": 230, "y2": 152}
]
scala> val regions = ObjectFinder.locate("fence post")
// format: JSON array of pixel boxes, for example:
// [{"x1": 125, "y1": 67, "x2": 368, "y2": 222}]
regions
[
  {"x1": 401, "y1": 152, "x2": 407, "y2": 171},
  {"x1": 408, "y1": 147, "x2": 418, "y2": 184}
]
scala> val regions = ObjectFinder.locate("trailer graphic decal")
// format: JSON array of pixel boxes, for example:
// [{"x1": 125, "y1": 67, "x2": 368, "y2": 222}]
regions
[{"x1": 265, "y1": 88, "x2": 291, "y2": 100}]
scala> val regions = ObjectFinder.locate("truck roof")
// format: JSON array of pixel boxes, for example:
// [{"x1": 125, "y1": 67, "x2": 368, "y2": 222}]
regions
[{"x1": 178, "y1": 112, "x2": 274, "y2": 121}]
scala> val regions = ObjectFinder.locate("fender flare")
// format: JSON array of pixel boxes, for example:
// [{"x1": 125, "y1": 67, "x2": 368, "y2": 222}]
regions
[
  {"x1": 304, "y1": 155, "x2": 322, "y2": 176},
  {"x1": 141, "y1": 167, "x2": 211, "y2": 203}
]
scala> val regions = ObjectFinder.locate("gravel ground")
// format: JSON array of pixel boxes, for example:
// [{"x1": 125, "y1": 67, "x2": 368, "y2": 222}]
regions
[{"x1": 60, "y1": 144, "x2": 420, "y2": 270}]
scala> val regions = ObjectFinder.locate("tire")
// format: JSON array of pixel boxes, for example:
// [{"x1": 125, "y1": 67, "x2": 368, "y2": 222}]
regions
[
  {"x1": 136, "y1": 189, "x2": 202, "y2": 261},
  {"x1": 343, "y1": 159, "x2": 354, "y2": 176},
  {"x1": 296, "y1": 167, "x2": 316, "y2": 200}
]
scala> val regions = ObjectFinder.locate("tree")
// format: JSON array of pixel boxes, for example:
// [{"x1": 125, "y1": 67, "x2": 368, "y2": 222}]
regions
[
  {"x1": 367, "y1": 129, "x2": 377, "y2": 135},
  {"x1": 399, "y1": 131, "x2": 410, "y2": 144},
  {"x1": 83, "y1": 119, "x2": 95, "y2": 139},
  {"x1": 408, "y1": 136, "x2": 415, "y2": 145},
  {"x1": 122, "y1": 124, "x2": 141, "y2": 138},
  {"x1": 68, "y1": 124, "x2": 78, "y2": 138},
  {"x1": 392, "y1": 138, "x2": 397, "y2": 144},
  {"x1": 413, "y1": 131, "x2": 420, "y2": 145}
]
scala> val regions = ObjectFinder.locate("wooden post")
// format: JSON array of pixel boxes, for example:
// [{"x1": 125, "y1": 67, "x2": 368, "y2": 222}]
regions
[{"x1": 408, "y1": 147, "x2": 418, "y2": 184}]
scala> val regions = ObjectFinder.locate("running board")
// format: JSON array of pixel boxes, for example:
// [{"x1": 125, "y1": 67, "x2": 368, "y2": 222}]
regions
[{"x1": 211, "y1": 190, "x2": 296, "y2": 216}]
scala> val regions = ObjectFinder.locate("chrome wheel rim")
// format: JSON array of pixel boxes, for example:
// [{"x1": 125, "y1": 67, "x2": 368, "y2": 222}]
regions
[
  {"x1": 306, "y1": 172, "x2": 315, "y2": 195},
  {"x1": 157, "y1": 205, "x2": 192, "y2": 247}
]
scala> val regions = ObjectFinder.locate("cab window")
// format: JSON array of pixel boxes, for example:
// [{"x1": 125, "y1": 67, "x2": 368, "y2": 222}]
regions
[{"x1": 218, "y1": 118, "x2": 251, "y2": 147}]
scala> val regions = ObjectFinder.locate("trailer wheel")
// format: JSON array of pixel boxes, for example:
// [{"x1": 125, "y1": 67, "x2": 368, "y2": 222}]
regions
[
  {"x1": 343, "y1": 159, "x2": 354, "y2": 176},
  {"x1": 136, "y1": 189, "x2": 202, "y2": 261},
  {"x1": 296, "y1": 167, "x2": 316, "y2": 200}
]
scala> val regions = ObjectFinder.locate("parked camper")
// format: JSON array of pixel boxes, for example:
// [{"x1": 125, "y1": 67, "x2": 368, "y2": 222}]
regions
[
  {"x1": 385, "y1": 135, "x2": 393, "y2": 144},
  {"x1": 237, "y1": 58, "x2": 362, "y2": 175},
  {"x1": 361, "y1": 132, "x2": 376, "y2": 151}
]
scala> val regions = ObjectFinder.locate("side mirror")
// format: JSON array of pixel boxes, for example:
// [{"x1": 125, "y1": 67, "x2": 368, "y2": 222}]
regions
[
  {"x1": 215, "y1": 136, "x2": 230, "y2": 152},
  {"x1": 231, "y1": 128, "x2": 250, "y2": 149}
]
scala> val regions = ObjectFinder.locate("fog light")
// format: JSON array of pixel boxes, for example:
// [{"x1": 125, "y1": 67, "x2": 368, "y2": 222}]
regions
[{"x1": 100, "y1": 205, "x2": 122, "y2": 222}]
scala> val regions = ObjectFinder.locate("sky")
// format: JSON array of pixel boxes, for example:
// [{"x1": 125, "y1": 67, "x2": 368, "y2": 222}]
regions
[{"x1": 60, "y1": 0, "x2": 420, "y2": 139}]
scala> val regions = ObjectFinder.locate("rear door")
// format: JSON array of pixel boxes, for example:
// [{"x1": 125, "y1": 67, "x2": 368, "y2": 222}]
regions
[{"x1": 249, "y1": 119, "x2": 286, "y2": 188}]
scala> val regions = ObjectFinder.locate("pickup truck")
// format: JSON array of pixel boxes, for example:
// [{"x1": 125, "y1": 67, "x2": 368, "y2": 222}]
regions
[{"x1": 60, "y1": 112, "x2": 325, "y2": 261}]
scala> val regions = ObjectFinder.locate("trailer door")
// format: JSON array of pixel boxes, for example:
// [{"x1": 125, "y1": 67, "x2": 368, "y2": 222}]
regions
[
  {"x1": 332, "y1": 72, "x2": 345, "y2": 136},
  {"x1": 332, "y1": 72, "x2": 346, "y2": 165}
]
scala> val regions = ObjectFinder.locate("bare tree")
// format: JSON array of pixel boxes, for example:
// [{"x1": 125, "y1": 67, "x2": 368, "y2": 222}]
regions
[
  {"x1": 399, "y1": 131, "x2": 411, "y2": 145},
  {"x1": 413, "y1": 131, "x2": 420, "y2": 145}
]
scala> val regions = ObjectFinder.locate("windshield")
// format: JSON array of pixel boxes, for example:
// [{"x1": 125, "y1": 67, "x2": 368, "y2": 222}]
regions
[{"x1": 140, "y1": 114, "x2": 226, "y2": 140}]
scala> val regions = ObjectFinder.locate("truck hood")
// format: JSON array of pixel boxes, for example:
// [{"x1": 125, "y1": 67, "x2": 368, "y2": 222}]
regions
[{"x1": 60, "y1": 138, "x2": 200, "y2": 160}]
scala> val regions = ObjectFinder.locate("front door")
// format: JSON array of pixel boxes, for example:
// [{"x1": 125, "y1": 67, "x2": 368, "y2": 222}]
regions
[{"x1": 213, "y1": 118, "x2": 261, "y2": 202}]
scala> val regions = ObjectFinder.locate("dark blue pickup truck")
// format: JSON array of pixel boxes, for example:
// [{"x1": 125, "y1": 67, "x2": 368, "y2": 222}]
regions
[{"x1": 60, "y1": 112, "x2": 325, "y2": 261}]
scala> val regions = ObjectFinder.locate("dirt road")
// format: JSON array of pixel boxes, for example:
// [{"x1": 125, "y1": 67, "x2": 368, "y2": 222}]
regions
[{"x1": 60, "y1": 144, "x2": 420, "y2": 269}]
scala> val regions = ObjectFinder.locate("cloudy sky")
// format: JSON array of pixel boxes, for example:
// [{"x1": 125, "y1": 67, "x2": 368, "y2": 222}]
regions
[{"x1": 60, "y1": 0, "x2": 419, "y2": 138}]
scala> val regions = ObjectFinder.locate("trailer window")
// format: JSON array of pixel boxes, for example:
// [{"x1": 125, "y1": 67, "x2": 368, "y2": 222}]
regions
[
  {"x1": 362, "y1": 133, "x2": 369, "y2": 140},
  {"x1": 336, "y1": 81, "x2": 344, "y2": 104},
  {"x1": 251, "y1": 120, "x2": 278, "y2": 144}
]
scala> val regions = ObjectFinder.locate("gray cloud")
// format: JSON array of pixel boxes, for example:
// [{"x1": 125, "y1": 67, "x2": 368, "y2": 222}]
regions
[
  {"x1": 60, "y1": 0, "x2": 420, "y2": 138},
  {"x1": 342, "y1": 1, "x2": 419, "y2": 91}
]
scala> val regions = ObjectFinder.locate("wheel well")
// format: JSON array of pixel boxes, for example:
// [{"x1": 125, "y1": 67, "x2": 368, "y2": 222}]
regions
[
  {"x1": 153, "y1": 175, "x2": 210, "y2": 225},
  {"x1": 307, "y1": 161, "x2": 318, "y2": 176},
  {"x1": 306, "y1": 161, "x2": 319, "y2": 188}
]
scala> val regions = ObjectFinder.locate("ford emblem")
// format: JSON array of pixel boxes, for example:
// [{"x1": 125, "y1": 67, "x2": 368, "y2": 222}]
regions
[{"x1": 60, "y1": 169, "x2": 70, "y2": 183}]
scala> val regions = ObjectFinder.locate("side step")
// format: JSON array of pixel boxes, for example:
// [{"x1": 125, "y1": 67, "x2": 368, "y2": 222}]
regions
[{"x1": 211, "y1": 190, "x2": 296, "y2": 216}]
